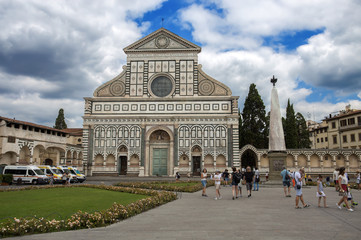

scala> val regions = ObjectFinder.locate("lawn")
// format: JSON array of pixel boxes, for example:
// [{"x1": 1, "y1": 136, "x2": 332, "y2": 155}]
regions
[{"x1": 0, "y1": 187, "x2": 148, "y2": 221}]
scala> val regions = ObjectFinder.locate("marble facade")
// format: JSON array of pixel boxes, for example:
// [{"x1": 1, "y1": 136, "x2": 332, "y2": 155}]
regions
[{"x1": 82, "y1": 28, "x2": 240, "y2": 176}]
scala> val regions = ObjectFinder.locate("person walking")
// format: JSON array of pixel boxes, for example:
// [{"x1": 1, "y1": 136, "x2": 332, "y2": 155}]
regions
[
  {"x1": 333, "y1": 168, "x2": 339, "y2": 191},
  {"x1": 336, "y1": 167, "x2": 353, "y2": 211},
  {"x1": 316, "y1": 175, "x2": 328, "y2": 208},
  {"x1": 201, "y1": 168, "x2": 208, "y2": 197},
  {"x1": 243, "y1": 166, "x2": 254, "y2": 198},
  {"x1": 253, "y1": 167, "x2": 260, "y2": 191},
  {"x1": 214, "y1": 170, "x2": 222, "y2": 200},
  {"x1": 222, "y1": 169, "x2": 229, "y2": 187},
  {"x1": 281, "y1": 167, "x2": 291, "y2": 197},
  {"x1": 231, "y1": 167, "x2": 241, "y2": 200},
  {"x1": 355, "y1": 171, "x2": 360, "y2": 190},
  {"x1": 294, "y1": 168, "x2": 310, "y2": 209}
]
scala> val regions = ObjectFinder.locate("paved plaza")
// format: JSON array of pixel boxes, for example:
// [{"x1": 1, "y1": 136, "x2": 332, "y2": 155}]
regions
[{"x1": 8, "y1": 182, "x2": 361, "y2": 240}]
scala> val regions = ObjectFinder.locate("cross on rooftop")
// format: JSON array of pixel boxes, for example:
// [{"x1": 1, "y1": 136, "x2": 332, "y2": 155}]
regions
[{"x1": 270, "y1": 75, "x2": 277, "y2": 86}]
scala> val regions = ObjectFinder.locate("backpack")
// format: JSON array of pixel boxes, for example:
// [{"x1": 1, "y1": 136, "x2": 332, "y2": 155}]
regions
[
  {"x1": 285, "y1": 171, "x2": 290, "y2": 181},
  {"x1": 233, "y1": 172, "x2": 241, "y2": 183}
]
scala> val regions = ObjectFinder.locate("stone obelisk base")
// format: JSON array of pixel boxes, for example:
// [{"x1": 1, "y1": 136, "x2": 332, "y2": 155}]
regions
[{"x1": 268, "y1": 151, "x2": 287, "y2": 182}]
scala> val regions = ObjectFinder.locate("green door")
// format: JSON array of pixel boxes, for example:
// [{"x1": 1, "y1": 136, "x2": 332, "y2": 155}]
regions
[{"x1": 153, "y1": 148, "x2": 168, "y2": 176}]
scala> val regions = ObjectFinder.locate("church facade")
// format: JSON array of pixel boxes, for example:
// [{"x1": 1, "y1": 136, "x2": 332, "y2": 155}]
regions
[{"x1": 82, "y1": 28, "x2": 240, "y2": 176}]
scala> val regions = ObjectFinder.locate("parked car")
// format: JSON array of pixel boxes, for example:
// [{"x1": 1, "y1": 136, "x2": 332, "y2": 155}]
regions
[{"x1": 3, "y1": 165, "x2": 49, "y2": 185}]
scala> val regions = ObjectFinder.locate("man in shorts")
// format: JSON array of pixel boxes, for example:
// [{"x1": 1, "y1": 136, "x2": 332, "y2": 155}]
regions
[
  {"x1": 294, "y1": 168, "x2": 310, "y2": 209},
  {"x1": 280, "y1": 167, "x2": 291, "y2": 197}
]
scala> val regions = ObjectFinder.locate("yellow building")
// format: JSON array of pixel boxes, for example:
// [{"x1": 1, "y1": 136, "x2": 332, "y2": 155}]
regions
[{"x1": 309, "y1": 107, "x2": 361, "y2": 149}]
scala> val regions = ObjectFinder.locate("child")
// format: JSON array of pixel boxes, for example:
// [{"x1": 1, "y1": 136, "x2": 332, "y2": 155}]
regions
[
  {"x1": 175, "y1": 172, "x2": 180, "y2": 182},
  {"x1": 316, "y1": 175, "x2": 328, "y2": 208},
  {"x1": 343, "y1": 186, "x2": 358, "y2": 208},
  {"x1": 265, "y1": 171, "x2": 269, "y2": 181},
  {"x1": 214, "y1": 170, "x2": 222, "y2": 200}
]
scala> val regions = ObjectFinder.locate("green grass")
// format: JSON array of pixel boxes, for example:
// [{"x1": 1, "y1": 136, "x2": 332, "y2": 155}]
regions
[{"x1": 0, "y1": 187, "x2": 148, "y2": 221}]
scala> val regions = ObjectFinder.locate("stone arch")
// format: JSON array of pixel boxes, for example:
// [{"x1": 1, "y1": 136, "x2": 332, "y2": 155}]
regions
[
  {"x1": 146, "y1": 125, "x2": 174, "y2": 141},
  {"x1": 94, "y1": 154, "x2": 104, "y2": 166},
  {"x1": 241, "y1": 149, "x2": 257, "y2": 169},
  {"x1": 310, "y1": 154, "x2": 320, "y2": 168},
  {"x1": 336, "y1": 154, "x2": 345, "y2": 167},
  {"x1": 66, "y1": 151, "x2": 72, "y2": 166},
  {"x1": 77, "y1": 152, "x2": 83, "y2": 166},
  {"x1": 45, "y1": 147, "x2": 65, "y2": 166},
  {"x1": 0, "y1": 151, "x2": 17, "y2": 165},
  {"x1": 72, "y1": 151, "x2": 78, "y2": 166},
  {"x1": 323, "y1": 154, "x2": 332, "y2": 168},
  {"x1": 19, "y1": 146, "x2": 31, "y2": 165},
  {"x1": 179, "y1": 154, "x2": 189, "y2": 167},
  {"x1": 204, "y1": 154, "x2": 214, "y2": 168},
  {"x1": 286, "y1": 154, "x2": 294, "y2": 168},
  {"x1": 106, "y1": 154, "x2": 116, "y2": 166},
  {"x1": 44, "y1": 159, "x2": 53, "y2": 165},
  {"x1": 33, "y1": 145, "x2": 46, "y2": 165},
  {"x1": 260, "y1": 154, "x2": 269, "y2": 168},
  {"x1": 239, "y1": 144, "x2": 258, "y2": 157},
  {"x1": 349, "y1": 154, "x2": 359, "y2": 169},
  {"x1": 216, "y1": 154, "x2": 226, "y2": 168},
  {"x1": 129, "y1": 154, "x2": 139, "y2": 167},
  {"x1": 118, "y1": 145, "x2": 128, "y2": 155},
  {"x1": 298, "y1": 154, "x2": 307, "y2": 168}
]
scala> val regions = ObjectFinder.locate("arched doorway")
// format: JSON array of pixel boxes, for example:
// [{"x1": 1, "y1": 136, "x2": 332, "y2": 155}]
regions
[
  {"x1": 241, "y1": 149, "x2": 257, "y2": 170},
  {"x1": 150, "y1": 130, "x2": 170, "y2": 176},
  {"x1": 44, "y1": 159, "x2": 53, "y2": 165},
  {"x1": 118, "y1": 146, "x2": 128, "y2": 175},
  {"x1": 192, "y1": 146, "x2": 202, "y2": 176}
]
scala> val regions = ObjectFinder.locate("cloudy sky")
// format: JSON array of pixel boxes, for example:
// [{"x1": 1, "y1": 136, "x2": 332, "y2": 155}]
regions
[{"x1": 1, "y1": 0, "x2": 361, "y2": 128}]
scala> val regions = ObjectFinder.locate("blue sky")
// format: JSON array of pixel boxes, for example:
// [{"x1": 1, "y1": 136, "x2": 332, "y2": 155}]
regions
[{"x1": 0, "y1": 0, "x2": 360, "y2": 127}]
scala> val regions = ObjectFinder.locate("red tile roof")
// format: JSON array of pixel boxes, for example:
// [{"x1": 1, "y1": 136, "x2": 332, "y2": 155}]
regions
[{"x1": 0, "y1": 116, "x2": 67, "y2": 134}]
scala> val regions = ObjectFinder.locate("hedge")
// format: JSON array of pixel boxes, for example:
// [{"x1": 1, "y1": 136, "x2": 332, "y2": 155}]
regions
[{"x1": 114, "y1": 181, "x2": 214, "y2": 193}]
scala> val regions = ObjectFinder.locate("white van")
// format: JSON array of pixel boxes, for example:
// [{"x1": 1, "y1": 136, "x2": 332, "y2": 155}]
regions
[
  {"x1": 3, "y1": 165, "x2": 49, "y2": 185},
  {"x1": 66, "y1": 166, "x2": 86, "y2": 183},
  {"x1": 38, "y1": 165, "x2": 65, "y2": 184},
  {"x1": 56, "y1": 166, "x2": 78, "y2": 183}
]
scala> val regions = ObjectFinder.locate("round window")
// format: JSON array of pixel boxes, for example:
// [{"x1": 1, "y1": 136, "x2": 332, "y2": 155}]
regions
[{"x1": 150, "y1": 76, "x2": 173, "y2": 97}]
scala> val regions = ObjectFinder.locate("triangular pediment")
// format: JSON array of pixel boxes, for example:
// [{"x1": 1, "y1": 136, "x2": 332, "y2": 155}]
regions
[{"x1": 124, "y1": 28, "x2": 201, "y2": 53}]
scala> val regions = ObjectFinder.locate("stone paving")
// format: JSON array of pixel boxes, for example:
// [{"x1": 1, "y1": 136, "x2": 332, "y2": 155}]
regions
[{"x1": 8, "y1": 182, "x2": 361, "y2": 240}]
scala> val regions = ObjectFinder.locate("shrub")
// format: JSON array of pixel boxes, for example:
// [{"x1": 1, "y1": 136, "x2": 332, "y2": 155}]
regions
[
  {"x1": 114, "y1": 181, "x2": 214, "y2": 193},
  {"x1": 1, "y1": 174, "x2": 13, "y2": 184}
]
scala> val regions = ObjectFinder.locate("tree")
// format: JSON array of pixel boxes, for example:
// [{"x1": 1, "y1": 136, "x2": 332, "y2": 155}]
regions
[
  {"x1": 295, "y1": 112, "x2": 311, "y2": 148},
  {"x1": 54, "y1": 108, "x2": 67, "y2": 129},
  {"x1": 284, "y1": 99, "x2": 298, "y2": 148},
  {"x1": 239, "y1": 84, "x2": 268, "y2": 148}
]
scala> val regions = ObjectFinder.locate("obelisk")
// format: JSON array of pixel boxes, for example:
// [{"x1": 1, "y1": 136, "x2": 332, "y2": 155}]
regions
[{"x1": 268, "y1": 76, "x2": 287, "y2": 181}]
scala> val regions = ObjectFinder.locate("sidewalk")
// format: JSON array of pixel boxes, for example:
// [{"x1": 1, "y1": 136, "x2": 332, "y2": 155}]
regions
[{"x1": 11, "y1": 185, "x2": 361, "y2": 240}]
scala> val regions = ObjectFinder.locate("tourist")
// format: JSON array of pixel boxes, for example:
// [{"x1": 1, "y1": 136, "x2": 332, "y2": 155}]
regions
[
  {"x1": 243, "y1": 166, "x2": 254, "y2": 198},
  {"x1": 336, "y1": 167, "x2": 353, "y2": 211},
  {"x1": 214, "y1": 170, "x2": 222, "y2": 200},
  {"x1": 253, "y1": 167, "x2": 260, "y2": 191},
  {"x1": 316, "y1": 175, "x2": 328, "y2": 208},
  {"x1": 222, "y1": 169, "x2": 229, "y2": 186},
  {"x1": 294, "y1": 168, "x2": 310, "y2": 209},
  {"x1": 175, "y1": 172, "x2": 180, "y2": 182},
  {"x1": 355, "y1": 171, "x2": 360, "y2": 190},
  {"x1": 201, "y1": 168, "x2": 208, "y2": 197},
  {"x1": 231, "y1": 167, "x2": 241, "y2": 200},
  {"x1": 326, "y1": 176, "x2": 331, "y2": 186},
  {"x1": 307, "y1": 175, "x2": 312, "y2": 182},
  {"x1": 280, "y1": 167, "x2": 291, "y2": 197},
  {"x1": 265, "y1": 171, "x2": 269, "y2": 181},
  {"x1": 333, "y1": 168, "x2": 339, "y2": 191},
  {"x1": 238, "y1": 169, "x2": 243, "y2": 197}
]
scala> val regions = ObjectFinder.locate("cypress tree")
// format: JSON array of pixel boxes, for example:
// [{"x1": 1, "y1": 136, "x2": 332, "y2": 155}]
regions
[
  {"x1": 54, "y1": 108, "x2": 67, "y2": 129},
  {"x1": 239, "y1": 84, "x2": 267, "y2": 148},
  {"x1": 295, "y1": 112, "x2": 311, "y2": 148},
  {"x1": 284, "y1": 99, "x2": 298, "y2": 148}
]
